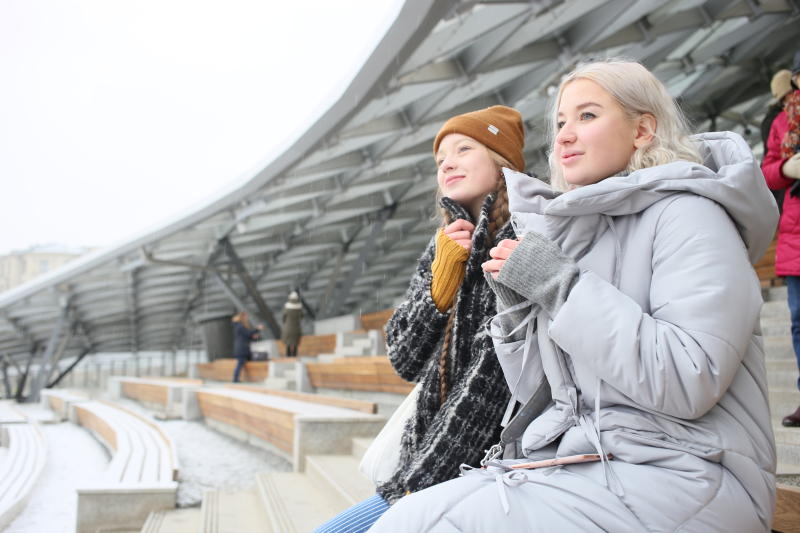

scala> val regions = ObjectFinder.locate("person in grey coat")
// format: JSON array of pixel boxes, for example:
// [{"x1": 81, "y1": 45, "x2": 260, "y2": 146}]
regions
[
  {"x1": 370, "y1": 60, "x2": 778, "y2": 532},
  {"x1": 281, "y1": 291, "x2": 303, "y2": 357}
]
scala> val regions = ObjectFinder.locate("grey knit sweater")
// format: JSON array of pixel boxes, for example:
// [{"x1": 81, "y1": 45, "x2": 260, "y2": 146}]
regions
[{"x1": 378, "y1": 194, "x2": 513, "y2": 504}]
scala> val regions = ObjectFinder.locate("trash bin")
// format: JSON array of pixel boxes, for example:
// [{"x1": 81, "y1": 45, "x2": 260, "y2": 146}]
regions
[{"x1": 195, "y1": 311, "x2": 234, "y2": 361}]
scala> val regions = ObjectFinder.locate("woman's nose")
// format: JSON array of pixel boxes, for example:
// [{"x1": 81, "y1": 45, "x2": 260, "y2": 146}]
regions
[
  {"x1": 439, "y1": 156, "x2": 455, "y2": 171},
  {"x1": 556, "y1": 124, "x2": 575, "y2": 145}
]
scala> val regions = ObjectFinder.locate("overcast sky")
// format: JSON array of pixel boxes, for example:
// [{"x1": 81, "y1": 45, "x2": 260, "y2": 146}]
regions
[{"x1": 0, "y1": 0, "x2": 403, "y2": 255}]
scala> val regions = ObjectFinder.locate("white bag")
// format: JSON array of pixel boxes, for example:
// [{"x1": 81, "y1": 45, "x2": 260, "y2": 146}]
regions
[{"x1": 359, "y1": 382, "x2": 421, "y2": 485}]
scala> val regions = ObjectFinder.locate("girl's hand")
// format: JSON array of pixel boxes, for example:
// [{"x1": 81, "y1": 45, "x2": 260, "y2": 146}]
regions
[
  {"x1": 443, "y1": 219, "x2": 475, "y2": 252},
  {"x1": 481, "y1": 239, "x2": 520, "y2": 280}
]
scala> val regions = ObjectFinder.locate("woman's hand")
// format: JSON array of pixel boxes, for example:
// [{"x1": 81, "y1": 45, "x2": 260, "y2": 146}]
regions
[
  {"x1": 443, "y1": 219, "x2": 475, "y2": 252},
  {"x1": 481, "y1": 239, "x2": 520, "y2": 280}
]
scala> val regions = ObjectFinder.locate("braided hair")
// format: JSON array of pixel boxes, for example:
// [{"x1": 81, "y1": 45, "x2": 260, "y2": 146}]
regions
[{"x1": 437, "y1": 149, "x2": 514, "y2": 405}]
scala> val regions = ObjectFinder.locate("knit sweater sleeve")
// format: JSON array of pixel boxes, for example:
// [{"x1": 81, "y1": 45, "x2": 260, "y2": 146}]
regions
[
  {"x1": 377, "y1": 326, "x2": 509, "y2": 503},
  {"x1": 385, "y1": 235, "x2": 450, "y2": 382}
]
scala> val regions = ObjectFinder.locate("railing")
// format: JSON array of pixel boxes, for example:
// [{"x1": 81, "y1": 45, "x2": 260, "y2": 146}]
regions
[{"x1": 60, "y1": 351, "x2": 207, "y2": 390}]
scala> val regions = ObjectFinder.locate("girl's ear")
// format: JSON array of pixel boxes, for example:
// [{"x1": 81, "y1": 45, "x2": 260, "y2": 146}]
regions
[{"x1": 633, "y1": 113, "x2": 656, "y2": 149}]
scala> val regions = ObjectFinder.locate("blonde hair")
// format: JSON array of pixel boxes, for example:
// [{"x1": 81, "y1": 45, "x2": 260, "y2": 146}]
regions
[
  {"x1": 231, "y1": 311, "x2": 252, "y2": 329},
  {"x1": 548, "y1": 59, "x2": 702, "y2": 191}
]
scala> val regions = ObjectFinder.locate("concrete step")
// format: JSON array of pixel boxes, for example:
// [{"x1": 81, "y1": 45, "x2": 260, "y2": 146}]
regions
[
  {"x1": 352, "y1": 437, "x2": 372, "y2": 461},
  {"x1": 199, "y1": 489, "x2": 272, "y2": 533},
  {"x1": 765, "y1": 337, "x2": 796, "y2": 362},
  {"x1": 305, "y1": 454, "x2": 376, "y2": 507},
  {"x1": 337, "y1": 345, "x2": 373, "y2": 357},
  {"x1": 257, "y1": 471, "x2": 346, "y2": 533},
  {"x1": 762, "y1": 300, "x2": 790, "y2": 319},
  {"x1": 140, "y1": 508, "x2": 201, "y2": 533},
  {"x1": 773, "y1": 428, "x2": 800, "y2": 474},
  {"x1": 770, "y1": 389, "x2": 800, "y2": 424},
  {"x1": 768, "y1": 360, "x2": 799, "y2": 390},
  {"x1": 764, "y1": 286, "x2": 788, "y2": 302},
  {"x1": 762, "y1": 318, "x2": 792, "y2": 338},
  {"x1": 778, "y1": 462, "x2": 800, "y2": 475},
  {"x1": 263, "y1": 376, "x2": 296, "y2": 391}
]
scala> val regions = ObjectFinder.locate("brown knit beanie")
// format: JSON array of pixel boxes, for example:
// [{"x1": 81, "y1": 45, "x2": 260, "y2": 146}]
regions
[
  {"x1": 433, "y1": 105, "x2": 525, "y2": 172},
  {"x1": 771, "y1": 69, "x2": 793, "y2": 101}
]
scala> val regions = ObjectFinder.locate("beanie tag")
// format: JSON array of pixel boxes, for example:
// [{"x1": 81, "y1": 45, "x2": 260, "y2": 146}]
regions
[{"x1": 487, "y1": 124, "x2": 499, "y2": 135}]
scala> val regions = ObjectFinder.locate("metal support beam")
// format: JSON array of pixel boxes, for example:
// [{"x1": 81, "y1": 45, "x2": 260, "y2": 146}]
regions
[
  {"x1": 329, "y1": 204, "x2": 396, "y2": 316},
  {"x1": 30, "y1": 302, "x2": 71, "y2": 401},
  {"x1": 211, "y1": 271, "x2": 259, "y2": 322},
  {"x1": 1, "y1": 358, "x2": 10, "y2": 399},
  {"x1": 47, "y1": 348, "x2": 91, "y2": 389},
  {"x1": 221, "y1": 237, "x2": 281, "y2": 338},
  {"x1": 15, "y1": 344, "x2": 38, "y2": 402},
  {"x1": 127, "y1": 269, "x2": 140, "y2": 354}
]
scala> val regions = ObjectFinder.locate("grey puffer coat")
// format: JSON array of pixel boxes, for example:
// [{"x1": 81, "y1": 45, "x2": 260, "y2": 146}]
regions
[{"x1": 370, "y1": 132, "x2": 778, "y2": 532}]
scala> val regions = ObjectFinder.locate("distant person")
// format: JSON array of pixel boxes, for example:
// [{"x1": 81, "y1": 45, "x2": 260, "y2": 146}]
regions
[
  {"x1": 762, "y1": 51, "x2": 800, "y2": 427},
  {"x1": 313, "y1": 105, "x2": 525, "y2": 532},
  {"x1": 231, "y1": 311, "x2": 263, "y2": 382},
  {"x1": 761, "y1": 69, "x2": 793, "y2": 211},
  {"x1": 281, "y1": 291, "x2": 303, "y2": 357}
]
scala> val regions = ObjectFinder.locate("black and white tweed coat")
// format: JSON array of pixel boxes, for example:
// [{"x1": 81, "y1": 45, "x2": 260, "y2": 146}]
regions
[{"x1": 377, "y1": 194, "x2": 514, "y2": 504}]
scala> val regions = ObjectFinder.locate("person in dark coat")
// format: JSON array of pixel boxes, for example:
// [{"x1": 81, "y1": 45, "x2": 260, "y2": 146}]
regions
[
  {"x1": 231, "y1": 311, "x2": 262, "y2": 382},
  {"x1": 281, "y1": 291, "x2": 303, "y2": 357},
  {"x1": 762, "y1": 51, "x2": 800, "y2": 426},
  {"x1": 314, "y1": 105, "x2": 525, "y2": 532}
]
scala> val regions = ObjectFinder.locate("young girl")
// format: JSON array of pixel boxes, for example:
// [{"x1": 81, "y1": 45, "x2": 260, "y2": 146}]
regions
[
  {"x1": 314, "y1": 106, "x2": 525, "y2": 532},
  {"x1": 370, "y1": 60, "x2": 778, "y2": 532}
]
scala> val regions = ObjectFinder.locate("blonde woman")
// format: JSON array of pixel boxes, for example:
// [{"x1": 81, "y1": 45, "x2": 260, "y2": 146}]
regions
[
  {"x1": 231, "y1": 311, "x2": 262, "y2": 382},
  {"x1": 371, "y1": 60, "x2": 778, "y2": 532},
  {"x1": 314, "y1": 106, "x2": 524, "y2": 532}
]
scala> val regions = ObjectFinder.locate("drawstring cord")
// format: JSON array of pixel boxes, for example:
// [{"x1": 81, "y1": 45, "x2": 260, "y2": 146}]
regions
[{"x1": 487, "y1": 300, "x2": 539, "y2": 427}]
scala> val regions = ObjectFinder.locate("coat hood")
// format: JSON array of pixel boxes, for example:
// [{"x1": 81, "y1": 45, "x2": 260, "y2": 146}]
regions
[{"x1": 504, "y1": 131, "x2": 778, "y2": 263}]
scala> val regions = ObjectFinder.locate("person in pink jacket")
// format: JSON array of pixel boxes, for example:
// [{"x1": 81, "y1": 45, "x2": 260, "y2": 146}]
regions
[{"x1": 762, "y1": 50, "x2": 800, "y2": 426}]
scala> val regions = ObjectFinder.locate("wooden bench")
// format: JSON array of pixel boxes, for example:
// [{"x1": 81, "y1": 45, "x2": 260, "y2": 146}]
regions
[
  {"x1": 110, "y1": 376, "x2": 204, "y2": 419},
  {"x1": 225, "y1": 384, "x2": 377, "y2": 414},
  {"x1": 194, "y1": 387, "x2": 385, "y2": 471},
  {"x1": 306, "y1": 356, "x2": 414, "y2": 395},
  {"x1": 276, "y1": 333, "x2": 337, "y2": 357},
  {"x1": 0, "y1": 405, "x2": 47, "y2": 530},
  {"x1": 755, "y1": 236, "x2": 781, "y2": 288},
  {"x1": 360, "y1": 308, "x2": 394, "y2": 332},
  {"x1": 40, "y1": 388, "x2": 89, "y2": 421},
  {"x1": 70, "y1": 400, "x2": 178, "y2": 533},
  {"x1": 196, "y1": 359, "x2": 268, "y2": 382},
  {"x1": 774, "y1": 483, "x2": 800, "y2": 533}
]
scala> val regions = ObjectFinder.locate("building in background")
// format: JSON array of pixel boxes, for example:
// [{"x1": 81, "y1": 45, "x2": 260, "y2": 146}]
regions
[{"x1": 0, "y1": 245, "x2": 88, "y2": 292}]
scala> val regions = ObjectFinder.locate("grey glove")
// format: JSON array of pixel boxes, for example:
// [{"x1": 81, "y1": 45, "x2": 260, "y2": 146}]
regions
[
  {"x1": 486, "y1": 273, "x2": 530, "y2": 341},
  {"x1": 495, "y1": 231, "x2": 579, "y2": 319}
]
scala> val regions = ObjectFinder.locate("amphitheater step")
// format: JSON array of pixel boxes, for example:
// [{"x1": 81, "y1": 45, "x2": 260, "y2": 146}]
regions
[
  {"x1": 263, "y1": 376, "x2": 297, "y2": 390},
  {"x1": 762, "y1": 318, "x2": 792, "y2": 338},
  {"x1": 352, "y1": 437, "x2": 372, "y2": 461},
  {"x1": 305, "y1": 454, "x2": 375, "y2": 507},
  {"x1": 761, "y1": 299, "x2": 790, "y2": 319},
  {"x1": 770, "y1": 389, "x2": 800, "y2": 420},
  {"x1": 768, "y1": 360, "x2": 799, "y2": 390},
  {"x1": 199, "y1": 489, "x2": 272, "y2": 533},
  {"x1": 257, "y1": 472, "x2": 345, "y2": 533},
  {"x1": 765, "y1": 338, "x2": 796, "y2": 362},
  {"x1": 764, "y1": 286, "x2": 788, "y2": 302},
  {"x1": 139, "y1": 508, "x2": 201, "y2": 533}
]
